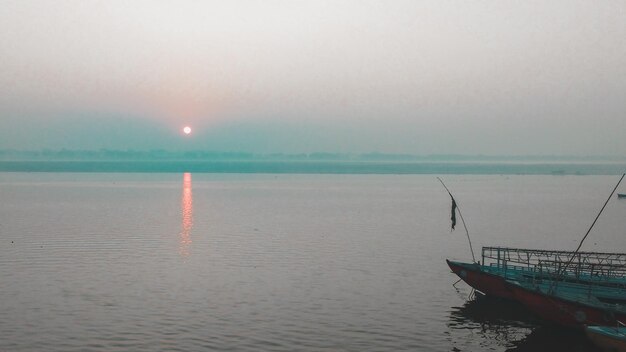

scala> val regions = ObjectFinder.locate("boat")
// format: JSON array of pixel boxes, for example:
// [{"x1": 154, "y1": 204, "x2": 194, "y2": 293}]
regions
[
  {"x1": 447, "y1": 259, "x2": 516, "y2": 299},
  {"x1": 506, "y1": 279, "x2": 626, "y2": 329},
  {"x1": 586, "y1": 326, "x2": 626, "y2": 352},
  {"x1": 448, "y1": 247, "x2": 626, "y2": 299},
  {"x1": 445, "y1": 174, "x2": 626, "y2": 331},
  {"x1": 619, "y1": 193, "x2": 626, "y2": 199}
]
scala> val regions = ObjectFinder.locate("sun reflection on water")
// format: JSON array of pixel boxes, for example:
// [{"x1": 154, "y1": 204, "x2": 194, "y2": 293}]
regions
[{"x1": 180, "y1": 172, "x2": 193, "y2": 256}]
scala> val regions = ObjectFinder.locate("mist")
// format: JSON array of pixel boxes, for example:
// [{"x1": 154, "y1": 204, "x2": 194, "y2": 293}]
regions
[{"x1": 1, "y1": 1, "x2": 625, "y2": 156}]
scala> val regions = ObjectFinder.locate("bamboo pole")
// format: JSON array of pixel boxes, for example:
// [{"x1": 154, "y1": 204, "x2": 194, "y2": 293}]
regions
[
  {"x1": 551, "y1": 173, "x2": 625, "y2": 292},
  {"x1": 438, "y1": 177, "x2": 476, "y2": 263}
]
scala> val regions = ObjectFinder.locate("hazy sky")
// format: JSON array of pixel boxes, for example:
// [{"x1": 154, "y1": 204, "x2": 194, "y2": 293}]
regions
[{"x1": 1, "y1": 0, "x2": 625, "y2": 155}]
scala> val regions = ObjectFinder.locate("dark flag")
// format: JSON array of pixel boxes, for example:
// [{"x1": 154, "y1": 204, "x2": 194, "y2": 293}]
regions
[
  {"x1": 450, "y1": 196, "x2": 457, "y2": 230},
  {"x1": 437, "y1": 177, "x2": 477, "y2": 262}
]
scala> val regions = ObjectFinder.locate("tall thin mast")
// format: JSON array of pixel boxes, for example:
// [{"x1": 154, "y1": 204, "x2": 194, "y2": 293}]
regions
[
  {"x1": 438, "y1": 177, "x2": 476, "y2": 263},
  {"x1": 552, "y1": 173, "x2": 625, "y2": 291}
]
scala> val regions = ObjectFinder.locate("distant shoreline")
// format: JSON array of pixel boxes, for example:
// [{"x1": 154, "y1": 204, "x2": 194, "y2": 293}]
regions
[
  {"x1": 2, "y1": 149, "x2": 626, "y2": 162},
  {"x1": 1, "y1": 160, "x2": 624, "y2": 175}
]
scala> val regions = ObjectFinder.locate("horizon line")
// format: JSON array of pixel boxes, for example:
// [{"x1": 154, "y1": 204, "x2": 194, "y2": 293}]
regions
[{"x1": 1, "y1": 149, "x2": 626, "y2": 161}]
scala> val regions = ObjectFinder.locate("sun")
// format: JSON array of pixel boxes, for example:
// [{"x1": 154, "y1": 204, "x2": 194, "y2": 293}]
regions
[{"x1": 183, "y1": 126, "x2": 192, "y2": 135}]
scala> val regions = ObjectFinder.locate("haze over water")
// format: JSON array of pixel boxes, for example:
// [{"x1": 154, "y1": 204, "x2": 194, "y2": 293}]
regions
[
  {"x1": 2, "y1": 1, "x2": 626, "y2": 351},
  {"x1": 2, "y1": 1, "x2": 626, "y2": 156},
  {"x1": 1, "y1": 173, "x2": 624, "y2": 351}
]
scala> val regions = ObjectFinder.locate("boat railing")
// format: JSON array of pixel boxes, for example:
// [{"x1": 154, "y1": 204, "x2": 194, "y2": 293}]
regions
[
  {"x1": 536, "y1": 260, "x2": 626, "y2": 279},
  {"x1": 481, "y1": 246, "x2": 626, "y2": 270},
  {"x1": 486, "y1": 260, "x2": 626, "y2": 288},
  {"x1": 487, "y1": 261, "x2": 626, "y2": 277}
]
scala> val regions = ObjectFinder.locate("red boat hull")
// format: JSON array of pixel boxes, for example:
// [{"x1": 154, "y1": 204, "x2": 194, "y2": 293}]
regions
[
  {"x1": 446, "y1": 260, "x2": 514, "y2": 299},
  {"x1": 586, "y1": 327, "x2": 626, "y2": 352},
  {"x1": 507, "y1": 282, "x2": 626, "y2": 329}
]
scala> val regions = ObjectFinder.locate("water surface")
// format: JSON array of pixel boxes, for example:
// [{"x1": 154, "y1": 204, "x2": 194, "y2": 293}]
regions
[{"x1": 1, "y1": 173, "x2": 623, "y2": 351}]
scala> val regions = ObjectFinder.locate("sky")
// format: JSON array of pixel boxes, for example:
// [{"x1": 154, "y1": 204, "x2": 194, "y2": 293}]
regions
[{"x1": 1, "y1": 0, "x2": 625, "y2": 156}]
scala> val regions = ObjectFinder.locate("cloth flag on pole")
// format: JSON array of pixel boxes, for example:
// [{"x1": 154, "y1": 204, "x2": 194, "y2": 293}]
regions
[{"x1": 450, "y1": 196, "x2": 457, "y2": 231}]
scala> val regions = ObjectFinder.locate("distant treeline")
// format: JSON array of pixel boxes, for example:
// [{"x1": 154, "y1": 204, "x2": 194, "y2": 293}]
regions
[
  {"x1": 1, "y1": 149, "x2": 625, "y2": 162},
  {"x1": 1, "y1": 160, "x2": 625, "y2": 174}
]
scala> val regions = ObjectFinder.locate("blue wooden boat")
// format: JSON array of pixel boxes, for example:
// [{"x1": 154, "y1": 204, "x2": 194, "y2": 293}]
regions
[
  {"x1": 586, "y1": 326, "x2": 626, "y2": 351},
  {"x1": 448, "y1": 247, "x2": 626, "y2": 299},
  {"x1": 506, "y1": 278, "x2": 626, "y2": 329}
]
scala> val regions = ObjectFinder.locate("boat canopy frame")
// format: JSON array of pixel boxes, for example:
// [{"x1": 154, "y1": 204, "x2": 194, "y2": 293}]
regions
[{"x1": 482, "y1": 246, "x2": 626, "y2": 279}]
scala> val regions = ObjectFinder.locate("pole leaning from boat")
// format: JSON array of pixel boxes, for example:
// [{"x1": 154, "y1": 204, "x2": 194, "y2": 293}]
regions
[
  {"x1": 437, "y1": 177, "x2": 476, "y2": 263},
  {"x1": 551, "y1": 173, "x2": 625, "y2": 292}
]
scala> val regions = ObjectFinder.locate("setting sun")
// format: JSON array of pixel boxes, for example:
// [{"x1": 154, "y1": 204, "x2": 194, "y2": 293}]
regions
[{"x1": 183, "y1": 126, "x2": 192, "y2": 135}]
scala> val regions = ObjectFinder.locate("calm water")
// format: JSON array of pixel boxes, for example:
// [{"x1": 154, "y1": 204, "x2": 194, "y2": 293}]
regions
[{"x1": 1, "y1": 173, "x2": 624, "y2": 351}]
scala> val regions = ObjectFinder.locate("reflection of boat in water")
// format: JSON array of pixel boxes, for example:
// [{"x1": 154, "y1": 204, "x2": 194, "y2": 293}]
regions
[
  {"x1": 585, "y1": 326, "x2": 626, "y2": 352},
  {"x1": 447, "y1": 295, "x2": 537, "y2": 351},
  {"x1": 448, "y1": 294, "x2": 537, "y2": 330},
  {"x1": 506, "y1": 326, "x2": 601, "y2": 352},
  {"x1": 447, "y1": 295, "x2": 599, "y2": 351}
]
